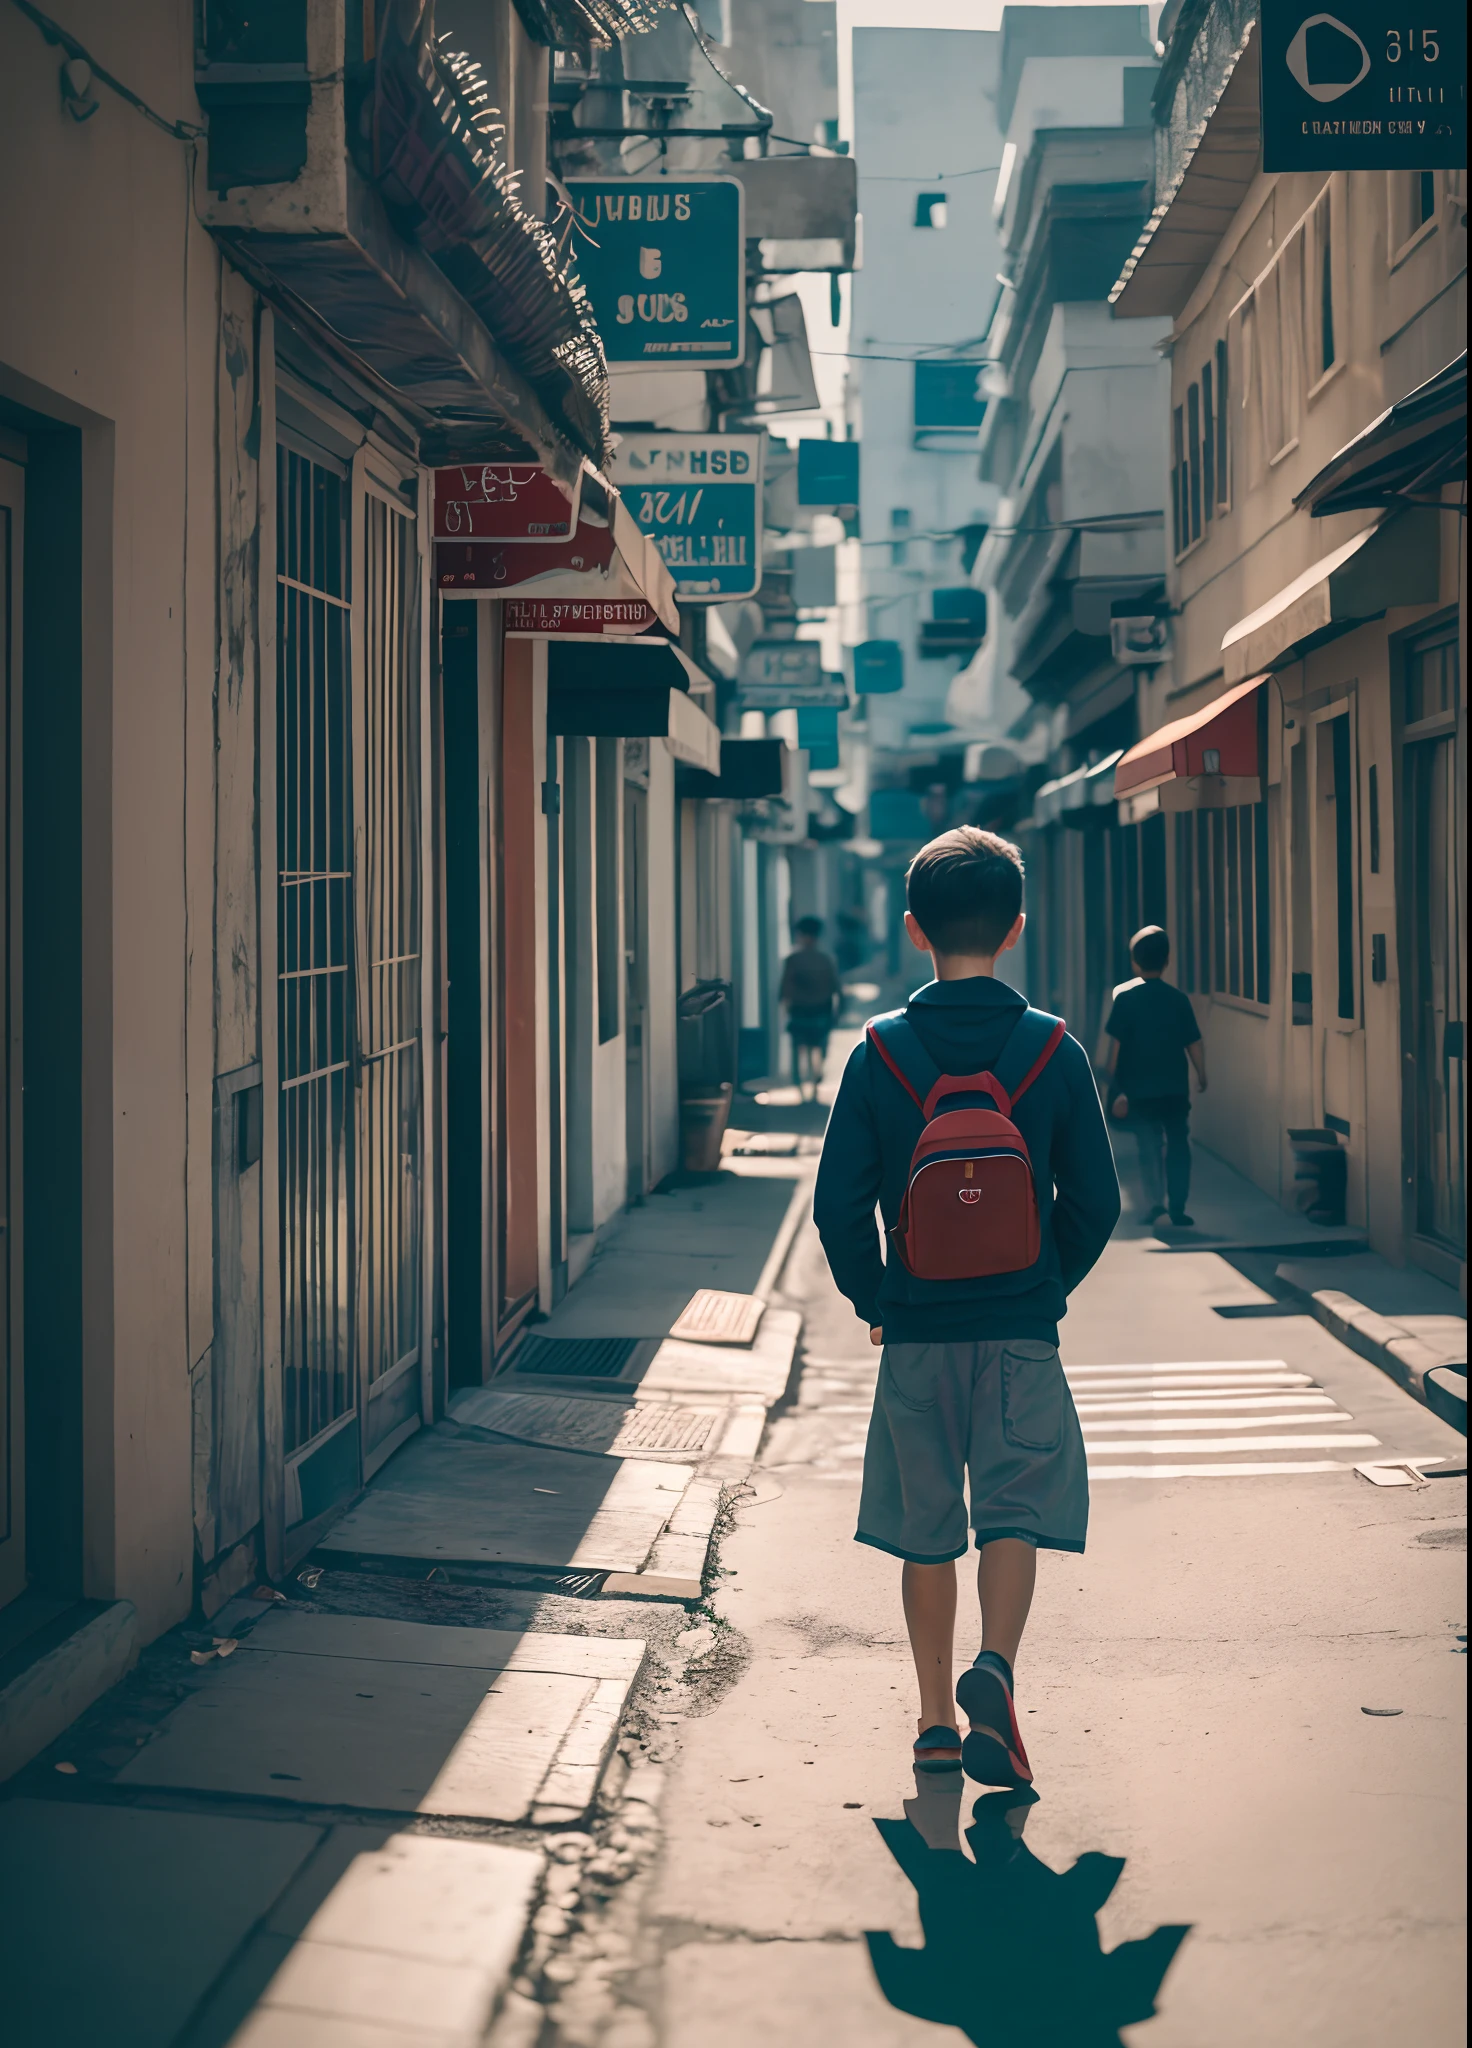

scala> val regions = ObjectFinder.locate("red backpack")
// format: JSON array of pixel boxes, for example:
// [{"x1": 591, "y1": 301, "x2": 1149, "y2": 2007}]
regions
[{"x1": 866, "y1": 1006, "x2": 1066, "y2": 1281}]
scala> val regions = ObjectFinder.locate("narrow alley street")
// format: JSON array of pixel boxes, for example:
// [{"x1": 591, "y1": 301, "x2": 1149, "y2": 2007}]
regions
[{"x1": 1, "y1": 3, "x2": 1465, "y2": 2043}]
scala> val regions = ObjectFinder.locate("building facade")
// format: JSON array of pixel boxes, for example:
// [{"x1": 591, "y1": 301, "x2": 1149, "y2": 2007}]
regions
[
  {"x1": 0, "y1": 0, "x2": 854, "y2": 1764},
  {"x1": 1109, "y1": 0, "x2": 1465, "y2": 1281}
]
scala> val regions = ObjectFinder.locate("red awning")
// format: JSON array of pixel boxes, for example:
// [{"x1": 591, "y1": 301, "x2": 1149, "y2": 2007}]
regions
[{"x1": 1114, "y1": 674, "x2": 1265, "y2": 799}]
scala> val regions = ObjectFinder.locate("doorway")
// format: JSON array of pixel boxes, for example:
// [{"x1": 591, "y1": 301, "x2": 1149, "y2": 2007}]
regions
[
  {"x1": 1402, "y1": 621, "x2": 1464, "y2": 1258},
  {"x1": 273, "y1": 434, "x2": 426, "y2": 1538},
  {"x1": 624, "y1": 775, "x2": 649, "y2": 1202}
]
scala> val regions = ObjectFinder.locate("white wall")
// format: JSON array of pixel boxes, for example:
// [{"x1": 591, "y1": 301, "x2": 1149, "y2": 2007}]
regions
[{"x1": 0, "y1": 0, "x2": 217, "y2": 1641}]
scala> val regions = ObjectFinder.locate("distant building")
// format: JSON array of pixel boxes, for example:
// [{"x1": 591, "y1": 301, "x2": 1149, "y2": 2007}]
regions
[
  {"x1": 966, "y1": 5, "x2": 1170, "y2": 1040},
  {"x1": 849, "y1": 26, "x2": 1005, "y2": 774}
]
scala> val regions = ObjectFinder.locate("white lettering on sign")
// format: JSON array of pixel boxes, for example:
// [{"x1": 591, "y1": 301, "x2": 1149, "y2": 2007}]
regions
[
  {"x1": 655, "y1": 535, "x2": 749, "y2": 567},
  {"x1": 577, "y1": 191, "x2": 694, "y2": 227},
  {"x1": 615, "y1": 293, "x2": 690, "y2": 325}
]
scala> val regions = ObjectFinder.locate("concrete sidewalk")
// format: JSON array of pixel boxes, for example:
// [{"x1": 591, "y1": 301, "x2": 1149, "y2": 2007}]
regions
[
  {"x1": 0, "y1": 1158, "x2": 812, "y2": 2048},
  {"x1": 1112, "y1": 1130, "x2": 1467, "y2": 1437}
]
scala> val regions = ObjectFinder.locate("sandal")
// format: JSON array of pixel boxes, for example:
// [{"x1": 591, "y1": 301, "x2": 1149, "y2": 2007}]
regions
[{"x1": 912, "y1": 1724, "x2": 963, "y2": 1774}]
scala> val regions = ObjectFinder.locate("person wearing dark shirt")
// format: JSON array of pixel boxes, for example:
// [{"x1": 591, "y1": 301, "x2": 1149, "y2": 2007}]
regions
[
  {"x1": 1104, "y1": 925, "x2": 1207, "y2": 1228},
  {"x1": 779, "y1": 916, "x2": 841, "y2": 1101},
  {"x1": 814, "y1": 828, "x2": 1119, "y2": 1791}
]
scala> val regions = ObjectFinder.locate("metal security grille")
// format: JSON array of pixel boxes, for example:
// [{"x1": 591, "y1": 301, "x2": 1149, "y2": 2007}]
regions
[
  {"x1": 277, "y1": 446, "x2": 355, "y2": 1455},
  {"x1": 358, "y1": 490, "x2": 423, "y2": 1393}
]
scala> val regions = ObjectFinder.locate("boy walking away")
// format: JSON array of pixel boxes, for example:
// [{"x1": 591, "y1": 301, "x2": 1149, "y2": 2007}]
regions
[
  {"x1": 1105, "y1": 925, "x2": 1207, "y2": 1229},
  {"x1": 780, "y1": 915, "x2": 842, "y2": 1102},
  {"x1": 814, "y1": 829, "x2": 1119, "y2": 1788}
]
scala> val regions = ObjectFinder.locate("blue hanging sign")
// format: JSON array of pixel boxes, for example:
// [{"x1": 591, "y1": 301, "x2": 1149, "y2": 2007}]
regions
[
  {"x1": 611, "y1": 432, "x2": 764, "y2": 601},
  {"x1": 853, "y1": 639, "x2": 904, "y2": 694},
  {"x1": 567, "y1": 176, "x2": 746, "y2": 368}
]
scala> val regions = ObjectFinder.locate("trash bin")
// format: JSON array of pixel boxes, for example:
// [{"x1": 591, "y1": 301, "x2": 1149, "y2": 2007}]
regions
[
  {"x1": 1287, "y1": 1129, "x2": 1347, "y2": 1225},
  {"x1": 677, "y1": 979, "x2": 735, "y2": 1090},
  {"x1": 680, "y1": 1083, "x2": 734, "y2": 1173}
]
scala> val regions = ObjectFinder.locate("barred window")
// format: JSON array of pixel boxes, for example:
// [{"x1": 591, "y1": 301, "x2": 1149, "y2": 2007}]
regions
[{"x1": 1176, "y1": 802, "x2": 1271, "y2": 1004}]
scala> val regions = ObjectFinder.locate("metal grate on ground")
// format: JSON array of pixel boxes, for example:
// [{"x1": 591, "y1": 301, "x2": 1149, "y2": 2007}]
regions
[{"x1": 513, "y1": 1335, "x2": 647, "y2": 1379}]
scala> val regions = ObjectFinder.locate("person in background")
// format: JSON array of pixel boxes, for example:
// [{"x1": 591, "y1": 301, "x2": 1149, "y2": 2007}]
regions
[
  {"x1": 1105, "y1": 924, "x2": 1207, "y2": 1228},
  {"x1": 780, "y1": 915, "x2": 842, "y2": 1102}
]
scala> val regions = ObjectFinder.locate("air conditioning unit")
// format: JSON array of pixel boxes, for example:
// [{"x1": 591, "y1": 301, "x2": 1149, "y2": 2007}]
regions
[{"x1": 1110, "y1": 615, "x2": 1171, "y2": 665}]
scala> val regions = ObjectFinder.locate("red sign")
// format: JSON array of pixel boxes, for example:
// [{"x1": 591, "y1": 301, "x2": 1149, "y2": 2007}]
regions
[
  {"x1": 436, "y1": 524, "x2": 617, "y2": 591},
  {"x1": 505, "y1": 598, "x2": 661, "y2": 636},
  {"x1": 432, "y1": 463, "x2": 581, "y2": 542}
]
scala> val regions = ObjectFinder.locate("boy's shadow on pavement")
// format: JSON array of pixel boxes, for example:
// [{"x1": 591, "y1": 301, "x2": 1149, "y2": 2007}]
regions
[{"x1": 866, "y1": 1776, "x2": 1191, "y2": 2046}]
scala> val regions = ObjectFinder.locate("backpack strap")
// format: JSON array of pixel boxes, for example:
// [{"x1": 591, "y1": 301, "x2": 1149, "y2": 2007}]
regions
[
  {"x1": 865, "y1": 1011, "x2": 941, "y2": 1113},
  {"x1": 993, "y1": 1007, "x2": 1067, "y2": 1108}
]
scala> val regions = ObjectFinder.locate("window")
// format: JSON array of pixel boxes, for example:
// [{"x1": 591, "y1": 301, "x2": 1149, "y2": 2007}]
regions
[
  {"x1": 890, "y1": 506, "x2": 911, "y2": 566},
  {"x1": 1172, "y1": 346, "x2": 1230, "y2": 556},
  {"x1": 1308, "y1": 186, "x2": 1337, "y2": 380},
  {"x1": 1405, "y1": 616, "x2": 1458, "y2": 724},
  {"x1": 1175, "y1": 801, "x2": 1271, "y2": 1004},
  {"x1": 1390, "y1": 171, "x2": 1438, "y2": 260},
  {"x1": 915, "y1": 192, "x2": 948, "y2": 229},
  {"x1": 914, "y1": 360, "x2": 987, "y2": 435},
  {"x1": 1231, "y1": 202, "x2": 1321, "y2": 484},
  {"x1": 1213, "y1": 339, "x2": 1229, "y2": 500}
]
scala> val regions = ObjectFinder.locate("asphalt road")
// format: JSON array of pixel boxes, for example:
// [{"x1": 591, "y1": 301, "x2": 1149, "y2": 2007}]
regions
[{"x1": 643, "y1": 1158, "x2": 1467, "y2": 2047}]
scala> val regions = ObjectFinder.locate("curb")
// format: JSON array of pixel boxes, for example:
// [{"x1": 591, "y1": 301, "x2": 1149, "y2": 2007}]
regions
[{"x1": 1274, "y1": 1264, "x2": 1467, "y2": 1435}]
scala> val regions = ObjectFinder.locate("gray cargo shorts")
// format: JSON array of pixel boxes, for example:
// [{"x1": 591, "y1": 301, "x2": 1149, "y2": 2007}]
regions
[{"x1": 856, "y1": 1338, "x2": 1088, "y2": 1564}]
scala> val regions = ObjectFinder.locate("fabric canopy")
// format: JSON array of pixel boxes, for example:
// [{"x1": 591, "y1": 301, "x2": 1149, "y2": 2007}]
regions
[{"x1": 1114, "y1": 676, "x2": 1264, "y2": 799}]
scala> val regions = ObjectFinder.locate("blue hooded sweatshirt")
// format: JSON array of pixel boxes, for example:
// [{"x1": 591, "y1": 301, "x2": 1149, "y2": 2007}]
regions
[{"x1": 813, "y1": 976, "x2": 1120, "y2": 1341}]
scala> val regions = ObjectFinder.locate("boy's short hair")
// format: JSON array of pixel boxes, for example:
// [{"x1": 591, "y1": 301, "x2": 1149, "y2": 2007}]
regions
[
  {"x1": 1130, "y1": 924, "x2": 1171, "y2": 973},
  {"x1": 906, "y1": 827, "x2": 1024, "y2": 956},
  {"x1": 794, "y1": 915, "x2": 824, "y2": 938}
]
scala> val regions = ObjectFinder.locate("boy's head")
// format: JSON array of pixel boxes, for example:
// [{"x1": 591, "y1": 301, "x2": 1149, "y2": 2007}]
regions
[
  {"x1": 794, "y1": 915, "x2": 824, "y2": 944},
  {"x1": 905, "y1": 827, "x2": 1025, "y2": 961},
  {"x1": 1130, "y1": 924, "x2": 1171, "y2": 975}
]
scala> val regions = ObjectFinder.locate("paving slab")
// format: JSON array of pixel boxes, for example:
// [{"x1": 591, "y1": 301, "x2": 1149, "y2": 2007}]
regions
[
  {"x1": 0, "y1": 1798, "x2": 324, "y2": 2048},
  {"x1": 119, "y1": 1612, "x2": 645, "y2": 1823},
  {"x1": 231, "y1": 1832, "x2": 543, "y2": 2048},
  {"x1": 640, "y1": 1306, "x2": 802, "y2": 1402},
  {"x1": 314, "y1": 1428, "x2": 694, "y2": 1572},
  {"x1": 537, "y1": 1169, "x2": 802, "y2": 1337},
  {"x1": 448, "y1": 1385, "x2": 727, "y2": 1459}
]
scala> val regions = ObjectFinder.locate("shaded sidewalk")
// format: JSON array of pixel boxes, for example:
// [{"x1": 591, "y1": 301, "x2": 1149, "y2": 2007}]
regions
[{"x1": 0, "y1": 1158, "x2": 812, "y2": 2048}]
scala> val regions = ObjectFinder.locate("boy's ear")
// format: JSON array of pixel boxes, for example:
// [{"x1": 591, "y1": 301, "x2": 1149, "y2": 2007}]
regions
[
  {"x1": 903, "y1": 910, "x2": 931, "y2": 954},
  {"x1": 996, "y1": 910, "x2": 1025, "y2": 957}
]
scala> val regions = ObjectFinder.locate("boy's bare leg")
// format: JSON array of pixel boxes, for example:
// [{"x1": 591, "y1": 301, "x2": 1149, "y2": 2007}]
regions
[
  {"x1": 902, "y1": 1559, "x2": 958, "y2": 1732},
  {"x1": 966, "y1": 1538, "x2": 1037, "y2": 1735}
]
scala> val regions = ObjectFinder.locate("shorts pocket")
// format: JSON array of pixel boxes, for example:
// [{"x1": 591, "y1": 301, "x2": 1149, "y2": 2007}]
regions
[
  {"x1": 882, "y1": 1346, "x2": 941, "y2": 1414},
  {"x1": 1001, "y1": 1342, "x2": 1064, "y2": 1451}
]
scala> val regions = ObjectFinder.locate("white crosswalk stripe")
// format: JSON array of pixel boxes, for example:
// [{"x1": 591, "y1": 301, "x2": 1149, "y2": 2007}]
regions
[{"x1": 1066, "y1": 1358, "x2": 1378, "y2": 1481}]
